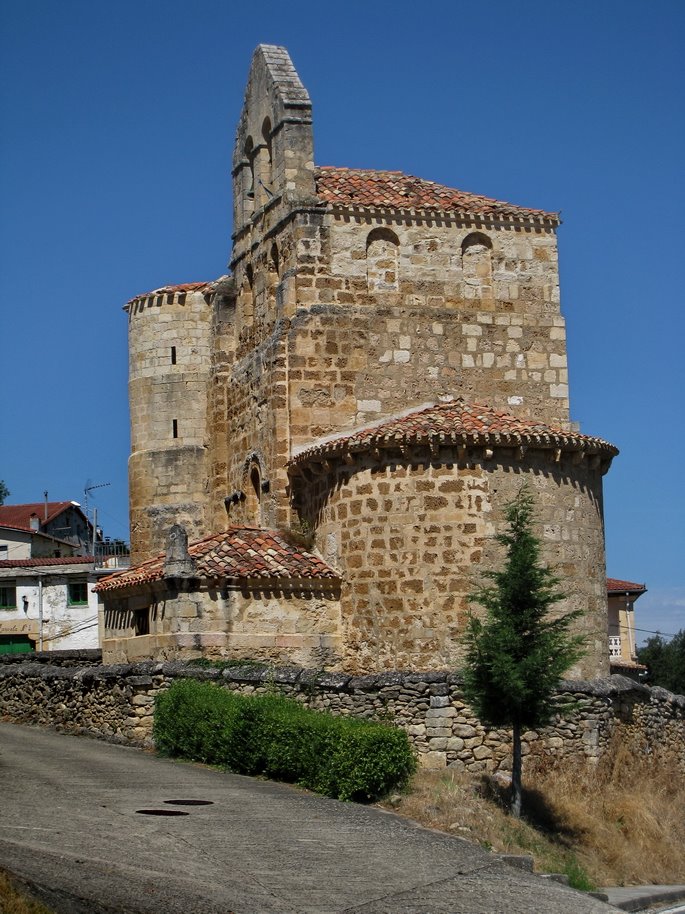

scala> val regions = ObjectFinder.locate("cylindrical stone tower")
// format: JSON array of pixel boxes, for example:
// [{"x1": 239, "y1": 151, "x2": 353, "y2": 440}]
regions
[{"x1": 126, "y1": 282, "x2": 212, "y2": 563}]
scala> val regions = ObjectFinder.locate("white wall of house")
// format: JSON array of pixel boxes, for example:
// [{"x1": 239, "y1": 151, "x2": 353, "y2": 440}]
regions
[
  {"x1": 0, "y1": 570, "x2": 100, "y2": 650},
  {"x1": 0, "y1": 529, "x2": 32, "y2": 561}
]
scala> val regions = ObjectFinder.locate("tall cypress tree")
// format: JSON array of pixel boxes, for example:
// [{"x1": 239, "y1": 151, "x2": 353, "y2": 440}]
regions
[{"x1": 461, "y1": 485, "x2": 586, "y2": 817}]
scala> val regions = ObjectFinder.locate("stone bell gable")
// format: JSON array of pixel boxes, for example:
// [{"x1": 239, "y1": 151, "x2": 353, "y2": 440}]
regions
[
  {"x1": 232, "y1": 44, "x2": 315, "y2": 235},
  {"x1": 112, "y1": 45, "x2": 617, "y2": 678}
]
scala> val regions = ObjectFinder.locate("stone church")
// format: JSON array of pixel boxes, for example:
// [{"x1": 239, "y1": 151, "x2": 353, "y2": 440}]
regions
[{"x1": 97, "y1": 45, "x2": 617, "y2": 678}]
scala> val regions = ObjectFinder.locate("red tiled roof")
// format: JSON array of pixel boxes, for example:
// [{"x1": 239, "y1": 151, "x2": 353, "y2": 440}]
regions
[
  {"x1": 610, "y1": 658, "x2": 648, "y2": 671},
  {"x1": 127, "y1": 281, "x2": 210, "y2": 305},
  {"x1": 607, "y1": 578, "x2": 647, "y2": 594},
  {"x1": 0, "y1": 502, "x2": 80, "y2": 532},
  {"x1": 315, "y1": 167, "x2": 558, "y2": 222},
  {"x1": 0, "y1": 556, "x2": 94, "y2": 569},
  {"x1": 291, "y1": 399, "x2": 617, "y2": 467},
  {"x1": 95, "y1": 526, "x2": 339, "y2": 593}
]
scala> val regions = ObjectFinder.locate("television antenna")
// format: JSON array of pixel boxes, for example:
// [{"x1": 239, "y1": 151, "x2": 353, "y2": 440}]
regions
[{"x1": 83, "y1": 480, "x2": 110, "y2": 524}]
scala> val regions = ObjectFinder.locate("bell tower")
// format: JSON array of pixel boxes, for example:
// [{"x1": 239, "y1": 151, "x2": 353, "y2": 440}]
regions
[{"x1": 232, "y1": 45, "x2": 315, "y2": 238}]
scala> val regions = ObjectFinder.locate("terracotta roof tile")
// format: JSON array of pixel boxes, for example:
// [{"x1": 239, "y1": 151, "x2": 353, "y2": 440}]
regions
[
  {"x1": 315, "y1": 167, "x2": 558, "y2": 222},
  {"x1": 0, "y1": 501, "x2": 81, "y2": 532},
  {"x1": 610, "y1": 658, "x2": 648, "y2": 671},
  {"x1": 127, "y1": 281, "x2": 210, "y2": 305},
  {"x1": 0, "y1": 556, "x2": 94, "y2": 569},
  {"x1": 291, "y1": 398, "x2": 617, "y2": 467},
  {"x1": 607, "y1": 578, "x2": 647, "y2": 594},
  {"x1": 95, "y1": 526, "x2": 339, "y2": 594}
]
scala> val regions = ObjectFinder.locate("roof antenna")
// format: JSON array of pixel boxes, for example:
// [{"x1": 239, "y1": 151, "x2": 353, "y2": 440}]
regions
[{"x1": 84, "y1": 481, "x2": 110, "y2": 527}]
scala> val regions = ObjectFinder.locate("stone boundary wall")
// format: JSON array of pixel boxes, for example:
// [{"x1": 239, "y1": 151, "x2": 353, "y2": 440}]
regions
[
  {"x1": 0, "y1": 649, "x2": 103, "y2": 668},
  {"x1": 1, "y1": 658, "x2": 683, "y2": 772}
]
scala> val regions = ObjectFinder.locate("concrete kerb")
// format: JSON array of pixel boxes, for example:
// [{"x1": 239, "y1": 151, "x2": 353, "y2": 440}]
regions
[{"x1": 602, "y1": 885, "x2": 685, "y2": 912}]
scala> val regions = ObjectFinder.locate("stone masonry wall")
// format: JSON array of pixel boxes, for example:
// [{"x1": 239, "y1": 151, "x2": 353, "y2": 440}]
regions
[
  {"x1": 2, "y1": 659, "x2": 683, "y2": 774},
  {"x1": 288, "y1": 214, "x2": 570, "y2": 449},
  {"x1": 127, "y1": 287, "x2": 212, "y2": 562},
  {"x1": 295, "y1": 447, "x2": 609, "y2": 679},
  {"x1": 102, "y1": 583, "x2": 342, "y2": 669}
]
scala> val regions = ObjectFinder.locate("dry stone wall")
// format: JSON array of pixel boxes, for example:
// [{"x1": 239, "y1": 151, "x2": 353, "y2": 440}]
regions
[{"x1": 2, "y1": 657, "x2": 683, "y2": 773}]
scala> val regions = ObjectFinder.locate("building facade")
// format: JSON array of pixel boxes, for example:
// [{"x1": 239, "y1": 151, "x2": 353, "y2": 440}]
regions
[
  {"x1": 0, "y1": 557, "x2": 104, "y2": 653},
  {"x1": 101, "y1": 45, "x2": 617, "y2": 677},
  {"x1": 0, "y1": 501, "x2": 94, "y2": 560},
  {"x1": 607, "y1": 577, "x2": 647, "y2": 678}
]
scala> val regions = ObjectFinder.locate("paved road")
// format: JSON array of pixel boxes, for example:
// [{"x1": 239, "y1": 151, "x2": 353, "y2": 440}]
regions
[{"x1": 0, "y1": 722, "x2": 619, "y2": 914}]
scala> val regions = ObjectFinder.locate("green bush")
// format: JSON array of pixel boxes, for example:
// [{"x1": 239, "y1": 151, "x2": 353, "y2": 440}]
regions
[{"x1": 153, "y1": 680, "x2": 416, "y2": 802}]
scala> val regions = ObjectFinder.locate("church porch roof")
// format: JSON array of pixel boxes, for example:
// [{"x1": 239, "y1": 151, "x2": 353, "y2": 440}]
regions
[{"x1": 95, "y1": 526, "x2": 339, "y2": 594}]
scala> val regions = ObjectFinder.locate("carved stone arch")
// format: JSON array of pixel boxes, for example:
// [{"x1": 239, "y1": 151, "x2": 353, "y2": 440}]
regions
[
  {"x1": 461, "y1": 231, "x2": 493, "y2": 301},
  {"x1": 366, "y1": 227, "x2": 400, "y2": 292}
]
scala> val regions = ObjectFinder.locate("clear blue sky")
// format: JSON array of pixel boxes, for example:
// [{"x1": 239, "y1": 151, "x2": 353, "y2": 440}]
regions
[{"x1": 1, "y1": 1, "x2": 683, "y2": 642}]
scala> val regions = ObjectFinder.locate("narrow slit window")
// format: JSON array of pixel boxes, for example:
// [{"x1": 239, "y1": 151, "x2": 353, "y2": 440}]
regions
[
  {"x1": 170, "y1": 346, "x2": 177, "y2": 365},
  {"x1": 172, "y1": 419, "x2": 178, "y2": 439}
]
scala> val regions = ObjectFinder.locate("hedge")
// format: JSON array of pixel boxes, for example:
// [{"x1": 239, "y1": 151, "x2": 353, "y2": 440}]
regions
[{"x1": 153, "y1": 679, "x2": 416, "y2": 802}]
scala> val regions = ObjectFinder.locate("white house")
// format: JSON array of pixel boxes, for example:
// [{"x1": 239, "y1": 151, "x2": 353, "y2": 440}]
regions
[
  {"x1": 0, "y1": 556, "x2": 107, "y2": 653},
  {"x1": 0, "y1": 500, "x2": 93, "y2": 561}
]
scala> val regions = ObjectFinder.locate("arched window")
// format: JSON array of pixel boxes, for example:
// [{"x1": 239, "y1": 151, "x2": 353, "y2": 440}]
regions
[
  {"x1": 244, "y1": 457, "x2": 263, "y2": 525},
  {"x1": 269, "y1": 243, "x2": 279, "y2": 280},
  {"x1": 261, "y1": 117, "x2": 273, "y2": 191},
  {"x1": 239, "y1": 264, "x2": 254, "y2": 330},
  {"x1": 366, "y1": 227, "x2": 400, "y2": 292},
  {"x1": 461, "y1": 232, "x2": 493, "y2": 300},
  {"x1": 243, "y1": 136, "x2": 255, "y2": 217}
]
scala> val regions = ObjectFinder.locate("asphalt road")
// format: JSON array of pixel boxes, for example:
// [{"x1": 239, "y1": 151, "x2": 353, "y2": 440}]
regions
[{"x1": 0, "y1": 722, "x2": 620, "y2": 914}]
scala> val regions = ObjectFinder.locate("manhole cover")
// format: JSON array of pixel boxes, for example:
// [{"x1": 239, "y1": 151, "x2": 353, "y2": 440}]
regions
[
  {"x1": 164, "y1": 799, "x2": 214, "y2": 806},
  {"x1": 135, "y1": 809, "x2": 189, "y2": 816}
]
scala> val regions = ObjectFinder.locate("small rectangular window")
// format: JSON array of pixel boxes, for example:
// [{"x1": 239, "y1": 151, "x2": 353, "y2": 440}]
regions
[
  {"x1": 171, "y1": 346, "x2": 177, "y2": 365},
  {"x1": 133, "y1": 608, "x2": 150, "y2": 636},
  {"x1": 172, "y1": 419, "x2": 178, "y2": 439},
  {"x1": 68, "y1": 581, "x2": 88, "y2": 605},
  {"x1": 0, "y1": 584, "x2": 17, "y2": 609}
]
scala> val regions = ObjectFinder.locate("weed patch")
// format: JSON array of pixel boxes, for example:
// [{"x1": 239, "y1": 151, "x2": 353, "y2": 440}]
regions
[
  {"x1": 380, "y1": 732, "x2": 685, "y2": 888},
  {"x1": 0, "y1": 869, "x2": 55, "y2": 914}
]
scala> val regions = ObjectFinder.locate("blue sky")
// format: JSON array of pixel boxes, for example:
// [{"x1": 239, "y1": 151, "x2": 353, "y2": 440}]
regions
[{"x1": 1, "y1": 1, "x2": 683, "y2": 643}]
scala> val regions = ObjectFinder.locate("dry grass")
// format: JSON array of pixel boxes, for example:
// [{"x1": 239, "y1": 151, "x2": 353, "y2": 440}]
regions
[
  {"x1": 0, "y1": 870, "x2": 55, "y2": 914},
  {"x1": 379, "y1": 733, "x2": 685, "y2": 890}
]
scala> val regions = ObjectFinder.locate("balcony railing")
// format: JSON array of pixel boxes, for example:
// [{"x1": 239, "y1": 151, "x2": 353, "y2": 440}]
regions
[{"x1": 94, "y1": 542, "x2": 131, "y2": 570}]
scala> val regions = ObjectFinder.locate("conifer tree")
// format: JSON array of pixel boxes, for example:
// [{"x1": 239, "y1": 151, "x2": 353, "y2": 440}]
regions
[{"x1": 461, "y1": 485, "x2": 586, "y2": 817}]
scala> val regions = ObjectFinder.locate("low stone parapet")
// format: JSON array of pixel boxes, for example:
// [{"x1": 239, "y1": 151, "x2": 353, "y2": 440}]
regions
[{"x1": 0, "y1": 660, "x2": 683, "y2": 770}]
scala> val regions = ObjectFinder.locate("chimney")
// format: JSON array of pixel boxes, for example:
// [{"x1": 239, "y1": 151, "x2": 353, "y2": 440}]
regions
[
  {"x1": 44, "y1": 490, "x2": 48, "y2": 522},
  {"x1": 30, "y1": 513, "x2": 40, "y2": 531}
]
